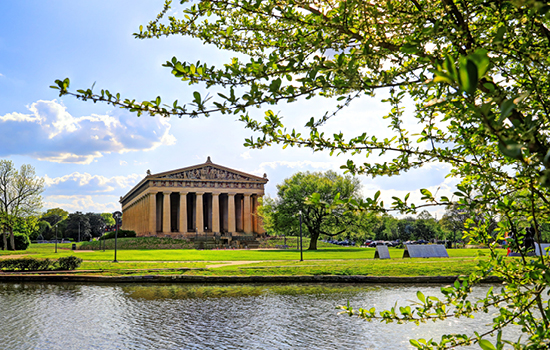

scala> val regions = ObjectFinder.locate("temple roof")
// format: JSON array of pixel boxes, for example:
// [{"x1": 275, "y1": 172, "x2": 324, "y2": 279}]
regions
[{"x1": 120, "y1": 157, "x2": 268, "y2": 205}]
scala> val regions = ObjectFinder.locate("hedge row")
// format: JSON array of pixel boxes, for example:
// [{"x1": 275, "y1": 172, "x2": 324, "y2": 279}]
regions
[
  {"x1": 100, "y1": 230, "x2": 136, "y2": 240},
  {"x1": 0, "y1": 256, "x2": 82, "y2": 271}
]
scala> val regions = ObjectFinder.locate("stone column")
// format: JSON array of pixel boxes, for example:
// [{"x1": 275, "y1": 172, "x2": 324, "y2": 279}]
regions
[
  {"x1": 196, "y1": 192, "x2": 204, "y2": 234},
  {"x1": 228, "y1": 193, "x2": 236, "y2": 233},
  {"x1": 149, "y1": 192, "x2": 156, "y2": 234},
  {"x1": 212, "y1": 192, "x2": 220, "y2": 233},
  {"x1": 179, "y1": 192, "x2": 187, "y2": 234},
  {"x1": 163, "y1": 192, "x2": 171, "y2": 234},
  {"x1": 244, "y1": 194, "x2": 252, "y2": 234},
  {"x1": 256, "y1": 195, "x2": 265, "y2": 234}
]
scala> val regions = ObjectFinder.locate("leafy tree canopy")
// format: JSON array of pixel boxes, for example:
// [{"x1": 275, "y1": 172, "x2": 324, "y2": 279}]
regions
[
  {"x1": 259, "y1": 170, "x2": 361, "y2": 250},
  {"x1": 52, "y1": 0, "x2": 550, "y2": 348},
  {"x1": 42, "y1": 208, "x2": 69, "y2": 221},
  {"x1": 65, "y1": 212, "x2": 91, "y2": 242},
  {"x1": 100, "y1": 213, "x2": 116, "y2": 227},
  {"x1": 86, "y1": 212, "x2": 106, "y2": 238},
  {"x1": 0, "y1": 160, "x2": 44, "y2": 250}
]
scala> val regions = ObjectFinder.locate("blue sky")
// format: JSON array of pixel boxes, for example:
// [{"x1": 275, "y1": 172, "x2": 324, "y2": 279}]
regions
[{"x1": 0, "y1": 1, "x2": 456, "y2": 217}]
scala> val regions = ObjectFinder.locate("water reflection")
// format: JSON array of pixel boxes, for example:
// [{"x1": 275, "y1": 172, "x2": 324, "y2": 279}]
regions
[{"x1": 0, "y1": 283, "x2": 511, "y2": 349}]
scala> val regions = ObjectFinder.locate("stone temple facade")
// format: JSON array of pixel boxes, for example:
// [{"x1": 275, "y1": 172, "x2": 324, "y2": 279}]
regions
[{"x1": 120, "y1": 157, "x2": 268, "y2": 240}]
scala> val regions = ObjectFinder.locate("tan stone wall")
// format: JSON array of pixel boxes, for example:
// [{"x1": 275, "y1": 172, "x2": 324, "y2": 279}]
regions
[{"x1": 121, "y1": 193, "x2": 152, "y2": 236}]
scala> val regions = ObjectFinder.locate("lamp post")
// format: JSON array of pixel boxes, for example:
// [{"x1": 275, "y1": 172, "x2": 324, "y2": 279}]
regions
[
  {"x1": 112, "y1": 211, "x2": 122, "y2": 263},
  {"x1": 54, "y1": 223, "x2": 58, "y2": 253},
  {"x1": 299, "y1": 210, "x2": 303, "y2": 262}
]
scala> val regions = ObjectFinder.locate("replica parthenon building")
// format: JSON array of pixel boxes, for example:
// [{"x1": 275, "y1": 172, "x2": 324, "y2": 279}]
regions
[{"x1": 120, "y1": 157, "x2": 268, "y2": 238}]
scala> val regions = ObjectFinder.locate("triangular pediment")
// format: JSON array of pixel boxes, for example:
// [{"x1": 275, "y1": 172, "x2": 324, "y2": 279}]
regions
[{"x1": 152, "y1": 158, "x2": 267, "y2": 183}]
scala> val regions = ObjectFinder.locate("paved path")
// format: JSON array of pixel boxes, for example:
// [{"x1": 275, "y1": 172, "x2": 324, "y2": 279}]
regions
[{"x1": 205, "y1": 261, "x2": 262, "y2": 268}]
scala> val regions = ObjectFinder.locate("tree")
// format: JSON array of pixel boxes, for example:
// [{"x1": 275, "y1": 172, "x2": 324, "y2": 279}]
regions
[
  {"x1": 0, "y1": 160, "x2": 44, "y2": 250},
  {"x1": 259, "y1": 171, "x2": 361, "y2": 250},
  {"x1": 43, "y1": 208, "x2": 69, "y2": 221},
  {"x1": 86, "y1": 212, "x2": 106, "y2": 238},
  {"x1": 101, "y1": 213, "x2": 116, "y2": 227},
  {"x1": 52, "y1": 1, "x2": 550, "y2": 347},
  {"x1": 13, "y1": 215, "x2": 40, "y2": 241},
  {"x1": 39, "y1": 214, "x2": 66, "y2": 240},
  {"x1": 413, "y1": 210, "x2": 440, "y2": 241},
  {"x1": 65, "y1": 212, "x2": 91, "y2": 242}
]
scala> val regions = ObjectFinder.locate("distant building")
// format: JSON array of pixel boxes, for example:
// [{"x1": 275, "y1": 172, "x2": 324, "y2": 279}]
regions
[{"x1": 120, "y1": 157, "x2": 268, "y2": 238}]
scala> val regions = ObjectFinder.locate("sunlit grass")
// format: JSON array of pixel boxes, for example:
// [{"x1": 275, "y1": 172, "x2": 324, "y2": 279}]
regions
[{"x1": 0, "y1": 243, "x2": 508, "y2": 278}]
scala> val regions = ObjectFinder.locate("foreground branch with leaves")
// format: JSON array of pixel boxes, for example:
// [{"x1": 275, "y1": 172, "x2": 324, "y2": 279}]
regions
[{"x1": 52, "y1": 0, "x2": 550, "y2": 348}]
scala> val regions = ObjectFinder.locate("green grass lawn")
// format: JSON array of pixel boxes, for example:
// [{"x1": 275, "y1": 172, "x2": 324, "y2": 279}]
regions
[
  {"x1": 0, "y1": 243, "x2": 503, "y2": 261},
  {"x1": 0, "y1": 243, "x2": 506, "y2": 277}
]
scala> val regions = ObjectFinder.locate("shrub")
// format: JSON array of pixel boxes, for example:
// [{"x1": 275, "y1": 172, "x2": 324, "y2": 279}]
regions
[
  {"x1": 56, "y1": 256, "x2": 82, "y2": 270},
  {"x1": 0, "y1": 257, "x2": 53, "y2": 271},
  {"x1": 100, "y1": 229, "x2": 136, "y2": 240},
  {"x1": 0, "y1": 232, "x2": 31, "y2": 250}
]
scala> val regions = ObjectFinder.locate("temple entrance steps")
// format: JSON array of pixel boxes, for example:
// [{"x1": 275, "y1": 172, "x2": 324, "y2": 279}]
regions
[{"x1": 191, "y1": 234, "x2": 260, "y2": 249}]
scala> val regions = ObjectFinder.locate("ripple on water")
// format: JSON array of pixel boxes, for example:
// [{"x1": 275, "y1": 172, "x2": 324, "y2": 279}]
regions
[{"x1": 0, "y1": 283, "x2": 518, "y2": 350}]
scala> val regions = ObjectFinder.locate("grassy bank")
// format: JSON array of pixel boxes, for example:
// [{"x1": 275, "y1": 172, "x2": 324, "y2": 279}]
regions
[
  {"x1": 0, "y1": 242, "x2": 507, "y2": 278},
  {"x1": 79, "y1": 237, "x2": 195, "y2": 250},
  {"x1": 77, "y1": 236, "x2": 334, "y2": 250},
  {"x1": 0, "y1": 244, "x2": 502, "y2": 261}
]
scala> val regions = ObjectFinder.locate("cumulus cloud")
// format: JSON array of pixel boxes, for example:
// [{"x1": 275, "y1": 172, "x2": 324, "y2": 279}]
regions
[
  {"x1": 43, "y1": 195, "x2": 120, "y2": 213},
  {"x1": 0, "y1": 99, "x2": 176, "y2": 164},
  {"x1": 240, "y1": 151, "x2": 251, "y2": 159},
  {"x1": 255, "y1": 160, "x2": 337, "y2": 174},
  {"x1": 44, "y1": 172, "x2": 142, "y2": 195}
]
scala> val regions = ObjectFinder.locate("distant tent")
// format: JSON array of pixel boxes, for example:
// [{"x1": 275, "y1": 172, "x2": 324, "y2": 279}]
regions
[
  {"x1": 535, "y1": 243, "x2": 550, "y2": 256},
  {"x1": 374, "y1": 245, "x2": 390, "y2": 259},
  {"x1": 403, "y1": 244, "x2": 449, "y2": 258}
]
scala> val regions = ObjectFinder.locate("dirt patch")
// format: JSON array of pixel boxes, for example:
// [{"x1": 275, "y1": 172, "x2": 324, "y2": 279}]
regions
[
  {"x1": 0, "y1": 254, "x2": 28, "y2": 259},
  {"x1": 206, "y1": 260, "x2": 262, "y2": 269}
]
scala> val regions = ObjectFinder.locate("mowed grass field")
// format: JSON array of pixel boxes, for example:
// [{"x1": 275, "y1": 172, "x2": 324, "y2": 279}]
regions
[{"x1": 0, "y1": 241, "x2": 506, "y2": 277}]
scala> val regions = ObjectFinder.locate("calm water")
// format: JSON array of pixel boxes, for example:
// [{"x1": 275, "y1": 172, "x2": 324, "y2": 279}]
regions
[{"x1": 0, "y1": 283, "x2": 512, "y2": 350}]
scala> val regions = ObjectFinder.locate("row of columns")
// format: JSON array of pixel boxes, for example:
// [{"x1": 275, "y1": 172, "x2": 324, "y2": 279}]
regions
[{"x1": 150, "y1": 191, "x2": 260, "y2": 235}]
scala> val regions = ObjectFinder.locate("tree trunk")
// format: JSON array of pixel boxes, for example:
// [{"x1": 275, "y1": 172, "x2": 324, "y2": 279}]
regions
[
  {"x1": 9, "y1": 226, "x2": 15, "y2": 251},
  {"x1": 2, "y1": 231, "x2": 6, "y2": 250},
  {"x1": 308, "y1": 231, "x2": 319, "y2": 250}
]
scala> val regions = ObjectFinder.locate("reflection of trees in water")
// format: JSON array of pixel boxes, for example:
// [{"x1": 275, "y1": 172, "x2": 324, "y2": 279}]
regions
[
  {"x1": 0, "y1": 282, "x2": 84, "y2": 295},
  {"x1": 121, "y1": 283, "x2": 378, "y2": 300}
]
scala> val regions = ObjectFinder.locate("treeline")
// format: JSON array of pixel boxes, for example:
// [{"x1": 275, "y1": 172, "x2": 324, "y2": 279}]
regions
[
  {"x1": 261, "y1": 171, "x2": 550, "y2": 246},
  {"x1": 5, "y1": 208, "x2": 117, "y2": 245}
]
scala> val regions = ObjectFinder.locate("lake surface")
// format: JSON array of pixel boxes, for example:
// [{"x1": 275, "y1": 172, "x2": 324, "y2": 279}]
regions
[{"x1": 0, "y1": 283, "x2": 511, "y2": 349}]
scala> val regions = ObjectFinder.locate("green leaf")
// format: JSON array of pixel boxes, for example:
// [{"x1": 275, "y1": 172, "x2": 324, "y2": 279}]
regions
[
  {"x1": 400, "y1": 43, "x2": 419, "y2": 54},
  {"x1": 417, "y1": 291, "x2": 425, "y2": 303},
  {"x1": 498, "y1": 140, "x2": 523, "y2": 160},
  {"x1": 478, "y1": 339, "x2": 496, "y2": 350},
  {"x1": 459, "y1": 58, "x2": 478, "y2": 95},
  {"x1": 499, "y1": 99, "x2": 516, "y2": 121}
]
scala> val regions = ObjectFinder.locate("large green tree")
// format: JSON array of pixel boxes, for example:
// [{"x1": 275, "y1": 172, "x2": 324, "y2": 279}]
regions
[
  {"x1": 260, "y1": 170, "x2": 361, "y2": 250},
  {"x1": 0, "y1": 160, "x2": 44, "y2": 250},
  {"x1": 52, "y1": 0, "x2": 550, "y2": 348},
  {"x1": 65, "y1": 212, "x2": 91, "y2": 242}
]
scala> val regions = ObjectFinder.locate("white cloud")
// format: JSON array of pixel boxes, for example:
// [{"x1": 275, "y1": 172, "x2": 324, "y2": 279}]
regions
[
  {"x1": 255, "y1": 160, "x2": 337, "y2": 174},
  {"x1": 44, "y1": 172, "x2": 142, "y2": 194},
  {"x1": 43, "y1": 195, "x2": 120, "y2": 213},
  {"x1": 0, "y1": 99, "x2": 176, "y2": 164},
  {"x1": 240, "y1": 151, "x2": 251, "y2": 159},
  {"x1": 120, "y1": 160, "x2": 128, "y2": 166}
]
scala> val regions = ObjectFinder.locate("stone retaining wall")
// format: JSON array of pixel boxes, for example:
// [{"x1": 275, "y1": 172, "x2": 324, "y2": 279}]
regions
[{"x1": 0, "y1": 274, "x2": 503, "y2": 284}]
